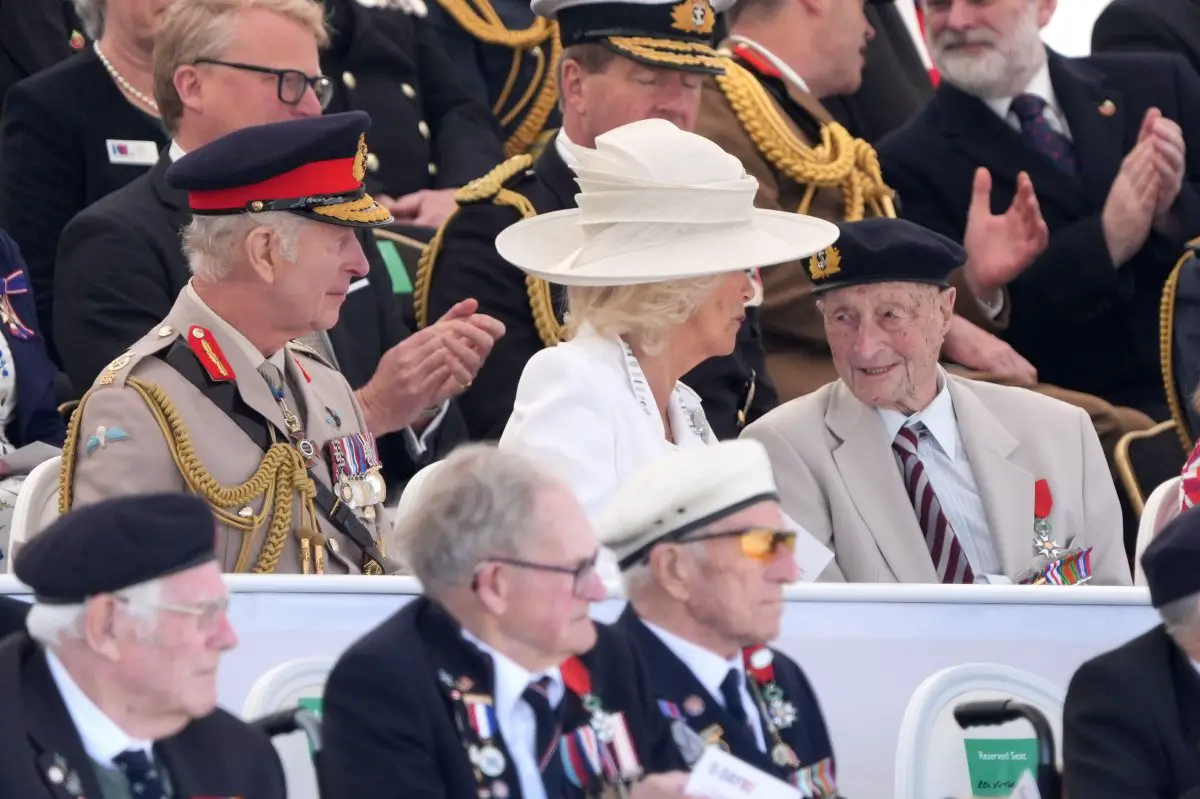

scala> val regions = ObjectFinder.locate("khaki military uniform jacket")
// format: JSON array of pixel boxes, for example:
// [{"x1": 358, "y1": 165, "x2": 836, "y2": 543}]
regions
[{"x1": 62, "y1": 287, "x2": 391, "y2": 574}]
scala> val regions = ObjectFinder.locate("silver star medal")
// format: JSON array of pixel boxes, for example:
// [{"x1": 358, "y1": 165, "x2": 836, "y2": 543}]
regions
[
  {"x1": 1033, "y1": 516, "x2": 1064, "y2": 559},
  {"x1": 768, "y1": 698, "x2": 798, "y2": 730}
]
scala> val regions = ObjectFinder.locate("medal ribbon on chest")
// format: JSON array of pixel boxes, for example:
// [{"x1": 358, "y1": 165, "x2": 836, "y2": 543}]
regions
[
  {"x1": 327, "y1": 432, "x2": 387, "y2": 511},
  {"x1": 559, "y1": 656, "x2": 642, "y2": 795},
  {"x1": 438, "y1": 670, "x2": 513, "y2": 799},
  {"x1": 1032, "y1": 479, "x2": 1064, "y2": 559}
]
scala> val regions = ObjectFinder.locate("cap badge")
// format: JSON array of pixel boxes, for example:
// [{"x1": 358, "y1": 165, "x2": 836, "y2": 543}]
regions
[
  {"x1": 670, "y1": 0, "x2": 715, "y2": 35},
  {"x1": 353, "y1": 134, "x2": 369, "y2": 182},
  {"x1": 807, "y1": 246, "x2": 841, "y2": 281}
]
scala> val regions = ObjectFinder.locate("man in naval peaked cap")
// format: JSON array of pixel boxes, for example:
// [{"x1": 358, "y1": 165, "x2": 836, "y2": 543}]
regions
[
  {"x1": 598, "y1": 439, "x2": 840, "y2": 796},
  {"x1": 0, "y1": 493, "x2": 285, "y2": 799},
  {"x1": 1064, "y1": 506, "x2": 1200, "y2": 797}
]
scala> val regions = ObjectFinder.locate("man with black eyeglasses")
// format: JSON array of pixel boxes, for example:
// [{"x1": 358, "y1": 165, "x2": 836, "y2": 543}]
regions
[
  {"x1": 598, "y1": 439, "x2": 840, "y2": 795},
  {"x1": 321, "y1": 442, "x2": 706, "y2": 799}
]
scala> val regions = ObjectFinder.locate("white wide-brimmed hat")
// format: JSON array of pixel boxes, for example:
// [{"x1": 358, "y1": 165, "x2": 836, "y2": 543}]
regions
[{"x1": 494, "y1": 119, "x2": 840, "y2": 287}]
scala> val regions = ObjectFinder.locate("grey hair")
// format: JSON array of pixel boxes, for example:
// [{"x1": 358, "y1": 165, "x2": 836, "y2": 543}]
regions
[
  {"x1": 182, "y1": 212, "x2": 302, "y2": 281},
  {"x1": 1160, "y1": 593, "x2": 1200, "y2": 639},
  {"x1": 26, "y1": 578, "x2": 165, "y2": 648},
  {"x1": 73, "y1": 0, "x2": 106, "y2": 40},
  {"x1": 396, "y1": 443, "x2": 562, "y2": 596},
  {"x1": 618, "y1": 531, "x2": 712, "y2": 596}
]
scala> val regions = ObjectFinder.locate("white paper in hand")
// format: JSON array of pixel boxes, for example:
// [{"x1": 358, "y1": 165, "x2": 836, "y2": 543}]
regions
[
  {"x1": 1008, "y1": 771, "x2": 1042, "y2": 799},
  {"x1": 685, "y1": 746, "x2": 801, "y2": 799},
  {"x1": 783, "y1": 512, "x2": 834, "y2": 583}
]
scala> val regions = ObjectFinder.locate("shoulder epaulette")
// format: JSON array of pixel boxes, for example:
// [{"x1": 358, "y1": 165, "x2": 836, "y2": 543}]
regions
[
  {"x1": 94, "y1": 324, "x2": 180, "y2": 389},
  {"x1": 454, "y1": 154, "x2": 536, "y2": 205}
]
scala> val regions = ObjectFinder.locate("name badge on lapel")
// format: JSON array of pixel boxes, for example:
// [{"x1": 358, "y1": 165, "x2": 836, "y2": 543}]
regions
[{"x1": 105, "y1": 139, "x2": 159, "y2": 166}]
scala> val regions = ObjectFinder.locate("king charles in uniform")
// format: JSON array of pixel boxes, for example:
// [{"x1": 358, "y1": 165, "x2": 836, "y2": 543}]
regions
[
  {"x1": 598, "y1": 440, "x2": 839, "y2": 795},
  {"x1": 60, "y1": 111, "x2": 397, "y2": 575}
]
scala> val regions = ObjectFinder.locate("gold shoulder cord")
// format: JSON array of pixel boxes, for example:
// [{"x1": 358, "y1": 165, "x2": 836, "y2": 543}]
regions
[
  {"x1": 59, "y1": 378, "x2": 321, "y2": 574},
  {"x1": 435, "y1": 0, "x2": 560, "y2": 156},
  {"x1": 415, "y1": 153, "x2": 562, "y2": 348},
  {"x1": 1161, "y1": 244, "x2": 1198, "y2": 452},
  {"x1": 714, "y1": 58, "x2": 896, "y2": 221}
]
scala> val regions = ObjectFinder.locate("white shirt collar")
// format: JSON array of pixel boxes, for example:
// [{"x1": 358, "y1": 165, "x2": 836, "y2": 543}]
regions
[
  {"x1": 460, "y1": 628, "x2": 565, "y2": 719},
  {"x1": 984, "y1": 59, "x2": 1061, "y2": 124},
  {"x1": 168, "y1": 140, "x2": 187, "y2": 162},
  {"x1": 876, "y1": 373, "x2": 960, "y2": 463},
  {"x1": 640, "y1": 619, "x2": 744, "y2": 702},
  {"x1": 184, "y1": 283, "x2": 287, "y2": 372},
  {"x1": 555, "y1": 129, "x2": 579, "y2": 169},
  {"x1": 45, "y1": 651, "x2": 153, "y2": 765}
]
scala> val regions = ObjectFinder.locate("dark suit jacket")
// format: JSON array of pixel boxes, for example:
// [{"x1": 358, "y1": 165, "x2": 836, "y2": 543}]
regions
[
  {"x1": 1092, "y1": 0, "x2": 1200, "y2": 78},
  {"x1": 322, "y1": 0, "x2": 504, "y2": 199},
  {"x1": 320, "y1": 596, "x2": 686, "y2": 799},
  {"x1": 0, "y1": 596, "x2": 28, "y2": 641},
  {"x1": 0, "y1": 232, "x2": 65, "y2": 452},
  {"x1": 614, "y1": 607, "x2": 836, "y2": 787},
  {"x1": 0, "y1": 634, "x2": 286, "y2": 799},
  {"x1": 1063, "y1": 624, "x2": 1200, "y2": 798},
  {"x1": 53, "y1": 150, "x2": 466, "y2": 488},
  {"x1": 0, "y1": 48, "x2": 169, "y2": 364},
  {"x1": 0, "y1": 0, "x2": 83, "y2": 104},
  {"x1": 878, "y1": 50, "x2": 1200, "y2": 413},
  {"x1": 424, "y1": 138, "x2": 778, "y2": 441}
]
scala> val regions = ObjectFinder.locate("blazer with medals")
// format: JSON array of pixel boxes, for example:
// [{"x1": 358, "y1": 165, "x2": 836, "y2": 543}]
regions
[
  {"x1": 53, "y1": 149, "x2": 466, "y2": 488},
  {"x1": 694, "y1": 47, "x2": 1000, "y2": 403},
  {"x1": 741, "y1": 371, "x2": 1131, "y2": 584},
  {"x1": 0, "y1": 634, "x2": 285, "y2": 799},
  {"x1": 61, "y1": 288, "x2": 391, "y2": 575},
  {"x1": 1063, "y1": 624, "x2": 1200, "y2": 798},
  {"x1": 614, "y1": 607, "x2": 837, "y2": 792},
  {"x1": 319, "y1": 596, "x2": 686, "y2": 799},
  {"x1": 418, "y1": 134, "x2": 777, "y2": 442},
  {"x1": 877, "y1": 50, "x2": 1200, "y2": 413}
]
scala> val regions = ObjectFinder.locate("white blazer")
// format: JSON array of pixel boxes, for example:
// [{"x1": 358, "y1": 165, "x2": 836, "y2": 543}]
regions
[{"x1": 499, "y1": 328, "x2": 716, "y2": 520}]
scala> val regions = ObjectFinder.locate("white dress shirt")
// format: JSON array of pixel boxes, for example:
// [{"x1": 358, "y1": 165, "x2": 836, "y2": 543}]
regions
[
  {"x1": 642, "y1": 620, "x2": 766, "y2": 751},
  {"x1": 461, "y1": 629, "x2": 565, "y2": 799},
  {"x1": 45, "y1": 651, "x2": 153, "y2": 766},
  {"x1": 877, "y1": 380, "x2": 1003, "y2": 581},
  {"x1": 984, "y1": 60, "x2": 1073, "y2": 141}
]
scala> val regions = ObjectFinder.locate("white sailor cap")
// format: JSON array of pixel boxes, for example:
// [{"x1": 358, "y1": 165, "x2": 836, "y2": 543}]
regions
[{"x1": 595, "y1": 440, "x2": 780, "y2": 571}]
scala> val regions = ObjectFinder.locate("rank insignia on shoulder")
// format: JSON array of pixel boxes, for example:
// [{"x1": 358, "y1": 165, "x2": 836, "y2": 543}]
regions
[
  {"x1": 187, "y1": 326, "x2": 235, "y2": 382},
  {"x1": 96, "y1": 351, "x2": 135, "y2": 387}
]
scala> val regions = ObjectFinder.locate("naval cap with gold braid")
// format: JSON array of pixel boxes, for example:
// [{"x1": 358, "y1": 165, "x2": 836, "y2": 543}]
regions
[
  {"x1": 808, "y1": 218, "x2": 964, "y2": 294},
  {"x1": 166, "y1": 110, "x2": 393, "y2": 229}
]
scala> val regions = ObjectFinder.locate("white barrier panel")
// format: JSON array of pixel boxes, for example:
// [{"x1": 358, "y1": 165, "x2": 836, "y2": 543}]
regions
[{"x1": 0, "y1": 577, "x2": 1159, "y2": 799}]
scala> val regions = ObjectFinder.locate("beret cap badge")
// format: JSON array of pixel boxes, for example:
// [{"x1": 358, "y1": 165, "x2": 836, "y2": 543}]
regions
[
  {"x1": 670, "y1": 0, "x2": 715, "y2": 34},
  {"x1": 807, "y1": 246, "x2": 841, "y2": 281}
]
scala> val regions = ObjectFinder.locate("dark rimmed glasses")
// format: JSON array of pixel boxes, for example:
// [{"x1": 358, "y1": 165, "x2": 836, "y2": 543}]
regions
[
  {"x1": 688, "y1": 528, "x2": 797, "y2": 561},
  {"x1": 193, "y1": 58, "x2": 333, "y2": 109},
  {"x1": 472, "y1": 551, "x2": 600, "y2": 597}
]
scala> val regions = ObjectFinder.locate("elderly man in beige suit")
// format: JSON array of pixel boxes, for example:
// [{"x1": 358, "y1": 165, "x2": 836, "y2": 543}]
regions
[
  {"x1": 61, "y1": 112, "x2": 493, "y2": 575},
  {"x1": 742, "y1": 218, "x2": 1131, "y2": 586}
]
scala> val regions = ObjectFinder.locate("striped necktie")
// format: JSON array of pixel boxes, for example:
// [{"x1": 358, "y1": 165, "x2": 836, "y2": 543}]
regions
[
  {"x1": 523, "y1": 676, "x2": 566, "y2": 798},
  {"x1": 892, "y1": 423, "x2": 975, "y2": 584}
]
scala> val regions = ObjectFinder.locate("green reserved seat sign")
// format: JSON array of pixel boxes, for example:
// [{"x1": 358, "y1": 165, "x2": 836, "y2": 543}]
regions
[{"x1": 963, "y1": 738, "x2": 1039, "y2": 797}]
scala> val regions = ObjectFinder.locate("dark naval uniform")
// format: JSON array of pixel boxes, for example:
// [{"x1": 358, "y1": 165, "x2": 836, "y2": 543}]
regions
[
  {"x1": 427, "y1": 0, "x2": 562, "y2": 157},
  {"x1": 614, "y1": 607, "x2": 838, "y2": 795},
  {"x1": 321, "y1": 596, "x2": 688, "y2": 798},
  {"x1": 322, "y1": 0, "x2": 506, "y2": 200}
]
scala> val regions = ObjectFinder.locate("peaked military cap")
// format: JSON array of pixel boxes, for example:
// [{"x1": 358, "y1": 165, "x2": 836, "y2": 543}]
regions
[
  {"x1": 15, "y1": 494, "x2": 217, "y2": 604},
  {"x1": 1142, "y1": 505, "x2": 1200, "y2": 608},
  {"x1": 166, "y1": 110, "x2": 393, "y2": 228},
  {"x1": 533, "y1": 0, "x2": 734, "y2": 74},
  {"x1": 807, "y1": 218, "x2": 964, "y2": 294}
]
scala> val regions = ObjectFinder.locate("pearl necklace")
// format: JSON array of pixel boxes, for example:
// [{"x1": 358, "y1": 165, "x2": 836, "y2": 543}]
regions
[{"x1": 93, "y1": 42, "x2": 159, "y2": 112}]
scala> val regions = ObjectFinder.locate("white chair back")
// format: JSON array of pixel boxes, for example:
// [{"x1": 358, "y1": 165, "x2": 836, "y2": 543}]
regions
[
  {"x1": 5, "y1": 456, "x2": 61, "y2": 572},
  {"x1": 242, "y1": 657, "x2": 335, "y2": 799},
  {"x1": 894, "y1": 663, "x2": 1065, "y2": 799},
  {"x1": 1134, "y1": 475, "x2": 1183, "y2": 585}
]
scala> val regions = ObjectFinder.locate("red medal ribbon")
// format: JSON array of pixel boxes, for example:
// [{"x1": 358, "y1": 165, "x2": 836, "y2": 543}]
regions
[
  {"x1": 561, "y1": 656, "x2": 592, "y2": 697},
  {"x1": 742, "y1": 645, "x2": 775, "y2": 684},
  {"x1": 1034, "y1": 479, "x2": 1052, "y2": 519},
  {"x1": 731, "y1": 43, "x2": 782, "y2": 80}
]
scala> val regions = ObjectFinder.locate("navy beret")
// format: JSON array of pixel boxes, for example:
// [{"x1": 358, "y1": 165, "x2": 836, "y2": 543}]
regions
[
  {"x1": 808, "y1": 218, "x2": 965, "y2": 294},
  {"x1": 15, "y1": 494, "x2": 217, "y2": 604},
  {"x1": 1142, "y1": 505, "x2": 1200, "y2": 608},
  {"x1": 165, "y1": 111, "x2": 392, "y2": 228}
]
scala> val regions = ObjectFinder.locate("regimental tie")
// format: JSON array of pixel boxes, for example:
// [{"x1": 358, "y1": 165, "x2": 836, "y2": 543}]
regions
[
  {"x1": 1009, "y1": 93, "x2": 1079, "y2": 174},
  {"x1": 720, "y1": 669, "x2": 757, "y2": 741},
  {"x1": 113, "y1": 749, "x2": 168, "y2": 799},
  {"x1": 523, "y1": 676, "x2": 566, "y2": 798},
  {"x1": 892, "y1": 424, "x2": 976, "y2": 584}
]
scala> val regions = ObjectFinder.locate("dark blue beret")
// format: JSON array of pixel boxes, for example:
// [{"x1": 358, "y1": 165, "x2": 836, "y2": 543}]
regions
[
  {"x1": 1142, "y1": 505, "x2": 1200, "y2": 608},
  {"x1": 15, "y1": 494, "x2": 217, "y2": 604},
  {"x1": 165, "y1": 111, "x2": 392, "y2": 228},
  {"x1": 807, "y1": 218, "x2": 965, "y2": 294}
]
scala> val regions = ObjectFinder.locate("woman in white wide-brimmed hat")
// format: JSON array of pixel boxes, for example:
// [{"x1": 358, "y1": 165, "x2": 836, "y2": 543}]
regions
[{"x1": 495, "y1": 118, "x2": 839, "y2": 520}]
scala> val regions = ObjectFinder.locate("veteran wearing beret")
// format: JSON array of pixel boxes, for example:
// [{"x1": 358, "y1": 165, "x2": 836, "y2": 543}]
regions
[
  {"x1": 743, "y1": 218, "x2": 1131, "y2": 586},
  {"x1": 599, "y1": 439, "x2": 840, "y2": 793},
  {"x1": 62, "y1": 111, "x2": 415, "y2": 575},
  {"x1": 0, "y1": 493, "x2": 285, "y2": 799},
  {"x1": 1063, "y1": 507, "x2": 1200, "y2": 798}
]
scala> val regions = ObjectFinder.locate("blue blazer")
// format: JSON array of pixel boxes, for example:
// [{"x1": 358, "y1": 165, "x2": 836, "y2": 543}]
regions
[{"x1": 0, "y1": 232, "x2": 64, "y2": 449}]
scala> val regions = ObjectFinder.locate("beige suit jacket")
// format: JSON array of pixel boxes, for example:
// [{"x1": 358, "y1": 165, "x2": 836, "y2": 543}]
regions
[
  {"x1": 63, "y1": 289, "x2": 388, "y2": 574},
  {"x1": 742, "y1": 374, "x2": 1131, "y2": 585}
]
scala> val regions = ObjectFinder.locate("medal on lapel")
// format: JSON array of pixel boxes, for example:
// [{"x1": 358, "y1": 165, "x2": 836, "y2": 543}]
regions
[
  {"x1": 438, "y1": 669, "x2": 514, "y2": 798},
  {"x1": 327, "y1": 433, "x2": 387, "y2": 511},
  {"x1": 560, "y1": 656, "x2": 643, "y2": 795},
  {"x1": 743, "y1": 646, "x2": 801, "y2": 770},
  {"x1": 1031, "y1": 479, "x2": 1064, "y2": 559},
  {"x1": 44, "y1": 753, "x2": 85, "y2": 798},
  {"x1": 0, "y1": 270, "x2": 34, "y2": 339}
]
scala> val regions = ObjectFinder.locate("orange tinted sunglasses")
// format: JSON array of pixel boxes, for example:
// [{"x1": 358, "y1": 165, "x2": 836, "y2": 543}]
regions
[{"x1": 689, "y1": 528, "x2": 797, "y2": 561}]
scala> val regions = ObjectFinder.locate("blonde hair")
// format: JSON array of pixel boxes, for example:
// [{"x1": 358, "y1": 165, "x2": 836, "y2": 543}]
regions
[
  {"x1": 564, "y1": 275, "x2": 723, "y2": 355},
  {"x1": 153, "y1": 0, "x2": 330, "y2": 134}
]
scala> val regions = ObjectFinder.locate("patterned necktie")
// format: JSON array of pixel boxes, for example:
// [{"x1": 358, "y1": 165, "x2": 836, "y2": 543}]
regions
[
  {"x1": 112, "y1": 749, "x2": 168, "y2": 799},
  {"x1": 720, "y1": 669, "x2": 756, "y2": 739},
  {"x1": 892, "y1": 424, "x2": 976, "y2": 584},
  {"x1": 522, "y1": 676, "x2": 566, "y2": 798},
  {"x1": 1009, "y1": 93, "x2": 1079, "y2": 173}
]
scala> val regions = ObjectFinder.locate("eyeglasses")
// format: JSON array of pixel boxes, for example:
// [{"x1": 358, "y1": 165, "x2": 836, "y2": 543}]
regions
[
  {"x1": 688, "y1": 528, "x2": 797, "y2": 561},
  {"x1": 116, "y1": 595, "x2": 231, "y2": 632},
  {"x1": 472, "y1": 551, "x2": 600, "y2": 597},
  {"x1": 192, "y1": 58, "x2": 333, "y2": 110}
]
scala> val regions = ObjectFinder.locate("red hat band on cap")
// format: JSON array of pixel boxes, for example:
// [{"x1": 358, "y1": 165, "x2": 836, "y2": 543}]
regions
[{"x1": 188, "y1": 156, "x2": 361, "y2": 213}]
